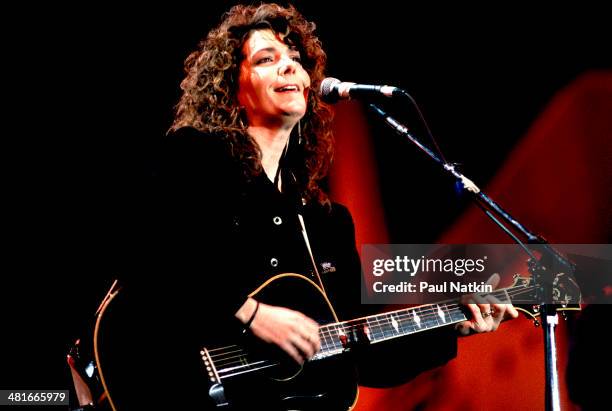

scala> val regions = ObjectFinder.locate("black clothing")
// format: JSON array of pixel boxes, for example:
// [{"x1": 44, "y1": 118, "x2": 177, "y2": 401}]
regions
[{"x1": 114, "y1": 127, "x2": 457, "y2": 409}]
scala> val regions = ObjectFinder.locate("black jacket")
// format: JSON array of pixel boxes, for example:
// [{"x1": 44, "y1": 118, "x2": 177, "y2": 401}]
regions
[{"x1": 114, "y1": 127, "x2": 456, "y2": 407}]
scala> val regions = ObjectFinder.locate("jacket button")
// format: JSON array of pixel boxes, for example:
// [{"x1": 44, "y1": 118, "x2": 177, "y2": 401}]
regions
[
  {"x1": 273, "y1": 216, "x2": 282, "y2": 225},
  {"x1": 270, "y1": 258, "x2": 279, "y2": 267}
]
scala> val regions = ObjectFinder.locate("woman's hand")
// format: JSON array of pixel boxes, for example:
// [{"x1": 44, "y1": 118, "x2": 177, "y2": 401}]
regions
[
  {"x1": 236, "y1": 298, "x2": 320, "y2": 364},
  {"x1": 456, "y1": 274, "x2": 519, "y2": 336}
]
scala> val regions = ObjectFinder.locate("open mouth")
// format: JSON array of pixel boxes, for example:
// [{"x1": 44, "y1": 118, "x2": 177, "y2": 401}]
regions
[{"x1": 274, "y1": 85, "x2": 300, "y2": 93}]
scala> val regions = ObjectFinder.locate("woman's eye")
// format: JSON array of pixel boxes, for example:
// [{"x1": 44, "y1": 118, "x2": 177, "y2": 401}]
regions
[
  {"x1": 291, "y1": 55, "x2": 302, "y2": 63},
  {"x1": 256, "y1": 56, "x2": 273, "y2": 64}
]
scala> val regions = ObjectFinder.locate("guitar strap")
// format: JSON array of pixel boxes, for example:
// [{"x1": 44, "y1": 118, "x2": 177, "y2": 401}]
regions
[
  {"x1": 297, "y1": 212, "x2": 329, "y2": 298},
  {"x1": 276, "y1": 127, "x2": 331, "y2": 300}
]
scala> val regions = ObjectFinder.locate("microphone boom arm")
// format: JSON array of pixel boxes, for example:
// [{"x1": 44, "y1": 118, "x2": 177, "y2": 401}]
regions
[{"x1": 367, "y1": 103, "x2": 575, "y2": 271}]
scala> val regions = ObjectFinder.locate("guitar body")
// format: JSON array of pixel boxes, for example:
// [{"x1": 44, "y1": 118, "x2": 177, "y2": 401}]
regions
[{"x1": 95, "y1": 274, "x2": 359, "y2": 410}]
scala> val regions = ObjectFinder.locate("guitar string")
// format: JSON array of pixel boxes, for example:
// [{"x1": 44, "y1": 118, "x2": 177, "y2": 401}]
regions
[
  {"x1": 216, "y1": 313, "x2": 473, "y2": 379},
  {"x1": 210, "y1": 285, "x2": 541, "y2": 369},
  {"x1": 211, "y1": 288, "x2": 537, "y2": 370},
  {"x1": 210, "y1": 308, "x2": 461, "y2": 369},
  {"x1": 210, "y1": 286, "x2": 525, "y2": 361},
  {"x1": 213, "y1": 307, "x2": 494, "y2": 368},
  {"x1": 217, "y1": 301, "x2": 579, "y2": 380},
  {"x1": 210, "y1": 301, "x2": 466, "y2": 365},
  {"x1": 213, "y1": 306, "x2": 527, "y2": 373},
  {"x1": 217, "y1": 361, "x2": 281, "y2": 379},
  {"x1": 210, "y1": 286, "x2": 535, "y2": 368},
  {"x1": 215, "y1": 309, "x2": 471, "y2": 379}
]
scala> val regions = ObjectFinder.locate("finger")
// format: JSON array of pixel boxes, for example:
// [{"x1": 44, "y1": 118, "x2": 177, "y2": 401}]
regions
[
  {"x1": 476, "y1": 302, "x2": 494, "y2": 331},
  {"x1": 484, "y1": 296, "x2": 502, "y2": 331},
  {"x1": 300, "y1": 328, "x2": 321, "y2": 353},
  {"x1": 281, "y1": 341, "x2": 304, "y2": 365},
  {"x1": 486, "y1": 273, "x2": 501, "y2": 289},
  {"x1": 460, "y1": 293, "x2": 475, "y2": 305},
  {"x1": 291, "y1": 333, "x2": 316, "y2": 360},
  {"x1": 305, "y1": 318, "x2": 320, "y2": 335},
  {"x1": 310, "y1": 333, "x2": 321, "y2": 352},
  {"x1": 296, "y1": 317, "x2": 320, "y2": 350},
  {"x1": 456, "y1": 320, "x2": 471, "y2": 336},
  {"x1": 479, "y1": 298, "x2": 497, "y2": 330},
  {"x1": 484, "y1": 295, "x2": 502, "y2": 313},
  {"x1": 493, "y1": 303, "x2": 519, "y2": 320},
  {"x1": 466, "y1": 303, "x2": 488, "y2": 332},
  {"x1": 471, "y1": 291, "x2": 490, "y2": 306},
  {"x1": 484, "y1": 294, "x2": 518, "y2": 320},
  {"x1": 488, "y1": 302, "x2": 520, "y2": 332},
  {"x1": 461, "y1": 274, "x2": 500, "y2": 305},
  {"x1": 474, "y1": 299, "x2": 491, "y2": 319},
  {"x1": 472, "y1": 293, "x2": 492, "y2": 325},
  {"x1": 304, "y1": 316, "x2": 320, "y2": 351},
  {"x1": 485, "y1": 293, "x2": 502, "y2": 305},
  {"x1": 505, "y1": 303, "x2": 519, "y2": 319}
]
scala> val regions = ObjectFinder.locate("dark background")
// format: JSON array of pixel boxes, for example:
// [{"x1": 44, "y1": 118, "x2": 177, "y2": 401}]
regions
[{"x1": 3, "y1": 0, "x2": 610, "y2": 396}]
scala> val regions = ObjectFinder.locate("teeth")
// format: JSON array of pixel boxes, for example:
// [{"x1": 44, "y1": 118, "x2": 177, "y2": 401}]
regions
[{"x1": 277, "y1": 85, "x2": 298, "y2": 92}]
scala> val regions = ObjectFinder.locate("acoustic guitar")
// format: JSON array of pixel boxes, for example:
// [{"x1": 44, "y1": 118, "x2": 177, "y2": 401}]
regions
[{"x1": 75, "y1": 272, "x2": 579, "y2": 410}]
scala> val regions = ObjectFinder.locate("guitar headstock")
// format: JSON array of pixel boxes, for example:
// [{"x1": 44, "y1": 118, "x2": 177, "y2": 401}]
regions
[{"x1": 510, "y1": 273, "x2": 582, "y2": 325}]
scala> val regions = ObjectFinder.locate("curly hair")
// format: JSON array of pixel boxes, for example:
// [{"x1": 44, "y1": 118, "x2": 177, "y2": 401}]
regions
[{"x1": 170, "y1": 3, "x2": 334, "y2": 205}]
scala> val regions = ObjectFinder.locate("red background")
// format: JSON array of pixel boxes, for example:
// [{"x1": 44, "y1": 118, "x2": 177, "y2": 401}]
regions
[{"x1": 330, "y1": 71, "x2": 612, "y2": 410}]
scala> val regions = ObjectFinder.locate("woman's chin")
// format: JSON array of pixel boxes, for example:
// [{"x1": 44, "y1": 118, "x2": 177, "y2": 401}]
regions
[{"x1": 280, "y1": 104, "x2": 307, "y2": 119}]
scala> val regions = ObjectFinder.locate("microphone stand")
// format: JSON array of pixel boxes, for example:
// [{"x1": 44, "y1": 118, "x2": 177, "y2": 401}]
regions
[{"x1": 368, "y1": 103, "x2": 576, "y2": 411}]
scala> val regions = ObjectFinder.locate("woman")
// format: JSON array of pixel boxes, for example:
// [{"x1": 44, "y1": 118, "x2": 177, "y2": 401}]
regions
[{"x1": 119, "y1": 3, "x2": 517, "y2": 410}]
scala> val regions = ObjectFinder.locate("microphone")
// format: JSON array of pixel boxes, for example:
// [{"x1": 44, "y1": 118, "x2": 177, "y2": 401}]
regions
[{"x1": 319, "y1": 77, "x2": 406, "y2": 103}]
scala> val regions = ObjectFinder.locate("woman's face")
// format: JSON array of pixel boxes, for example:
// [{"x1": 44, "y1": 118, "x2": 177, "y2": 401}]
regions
[{"x1": 237, "y1": 29, "x2": 311, "y2": 128}]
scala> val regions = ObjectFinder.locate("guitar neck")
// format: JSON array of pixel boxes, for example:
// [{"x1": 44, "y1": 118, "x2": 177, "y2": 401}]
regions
[{"x1": 314, "y1": 288, "x2": 512, "y2": 360}]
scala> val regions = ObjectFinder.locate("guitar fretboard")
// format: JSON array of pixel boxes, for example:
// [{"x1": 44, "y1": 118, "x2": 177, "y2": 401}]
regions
[{"x1": 314, "y1": 302, "x2": 467, "y2": 359}]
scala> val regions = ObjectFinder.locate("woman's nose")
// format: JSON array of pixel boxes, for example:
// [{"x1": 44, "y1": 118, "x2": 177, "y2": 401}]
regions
[{"x1": 278, "y1": 55, "x2": 297, "y2": 76}]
